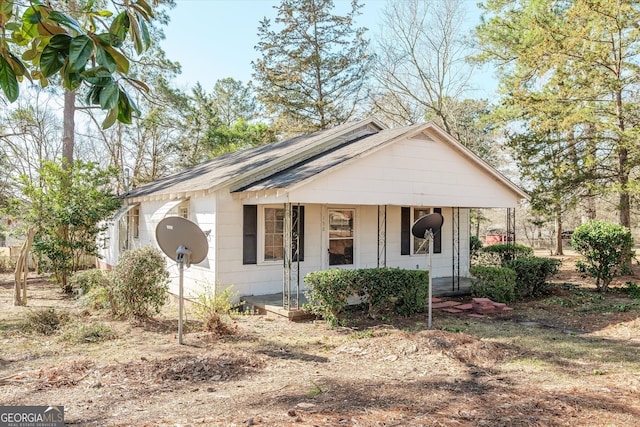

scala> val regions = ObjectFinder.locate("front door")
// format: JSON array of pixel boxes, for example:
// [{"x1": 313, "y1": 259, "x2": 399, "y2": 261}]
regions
[{"x1": 328, "y1": 208, "x2": 354, "y2": 266}]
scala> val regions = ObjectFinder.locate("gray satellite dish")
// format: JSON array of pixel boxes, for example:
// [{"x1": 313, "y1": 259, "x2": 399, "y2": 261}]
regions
[
  {"x1": 410, "y1": 212, "x2": 443, "y2": 330},
  {"x1": 156, "y1": 216, "x2": 209, "y2": 345},
  {"x1": 411, "y1": 213, "x2": 444, "y2": 239}
]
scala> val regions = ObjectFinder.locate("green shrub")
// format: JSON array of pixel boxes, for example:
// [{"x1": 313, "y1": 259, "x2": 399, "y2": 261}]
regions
[
  {"x1": 62, "y1": 322, "x2": 117, "y2": 343},
  {"x1": 469, "y1": 266, "x2": 516, "y2": 304},
  {"x1": 304, "y1": 269, "x2": 358, "y2": 326},
  {"x1": 571, "y1": 221, "x2": 634, "y2": 292},
  {"x1": 110, "y1": 246, "x2": 170, "y2": 320},
  {"x1": 69, "y1": 269, "x2": 110, "y2": 296},
  {"x1": 506, "y1": 257, "x2": 561, "y2": 298},
  {"x1": 304, "y1": 268, "x2": 429, "y2": 325},
  {"x1": 193, "y1": 283, "x2": 238, "y2": 334},
  {"x1": 24, "y1": 307, "x2": 69, "y2": 335},
  {"x1": 621, "y1": 282, "x2": 640, "y2": 299},
  {"x1": 480, "y1": 243, "x2": 534, "y2": 266},
  {"x1": 79, "y1": 286, "x2": 114, "y2": 311}
]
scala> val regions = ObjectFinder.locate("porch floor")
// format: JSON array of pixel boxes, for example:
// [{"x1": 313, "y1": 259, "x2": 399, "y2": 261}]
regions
[{"x1": 242, "y1": 276, "x2": 472, "y2": 320}]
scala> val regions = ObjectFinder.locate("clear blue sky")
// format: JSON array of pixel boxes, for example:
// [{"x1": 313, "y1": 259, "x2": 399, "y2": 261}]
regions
[{"x1": 160, "y1": 0, "x2": 497, "y2": 97}]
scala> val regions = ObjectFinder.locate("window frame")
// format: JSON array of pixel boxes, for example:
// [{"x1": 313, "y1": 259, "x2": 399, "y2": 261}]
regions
[{"x1": 256, "y1": 205, "x2": 305, "y2": 264}]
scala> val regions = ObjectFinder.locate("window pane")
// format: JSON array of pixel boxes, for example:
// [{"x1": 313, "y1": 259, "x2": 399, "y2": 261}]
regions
[
  {"x1": 329, "y1": 239, "x2": 354, "y2": 265},
  {"x1": 264, "y1": 207, "x2": 284, "y2": 261},
  {"x1": 329, "y1": 209, "x2": 353, "y2": 238}
]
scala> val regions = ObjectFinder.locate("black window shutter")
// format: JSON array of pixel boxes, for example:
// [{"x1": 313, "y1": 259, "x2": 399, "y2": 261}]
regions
[
  {"x1": 434, "y1": 207, "x2": 442, "y2": 254},
  {"x1": 292, "y1": 206, "x2": 305, "y2": 262},
  {"x1": 401, "y1": 207, "x2": 410, "y2": 255},
  {"x1": 243, "y1": 205, "x2": 257, "y2": 264}
]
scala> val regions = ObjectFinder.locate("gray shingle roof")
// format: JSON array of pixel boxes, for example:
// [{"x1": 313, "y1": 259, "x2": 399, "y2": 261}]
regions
[
  {"x1": 233, "y1": 123, "x2": 425, "y2": 192},
  {"x1": 123, "y1": 118, "x2": 384, "y2": 199}
]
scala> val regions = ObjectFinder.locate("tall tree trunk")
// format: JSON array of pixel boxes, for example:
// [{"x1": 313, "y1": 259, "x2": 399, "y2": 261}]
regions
[
  {"x1": 554, "y1": 207, "x2": 563, "y2": 256},
  {"x1": 62, "y1": 89, "x2": 75, "y2": 167}
]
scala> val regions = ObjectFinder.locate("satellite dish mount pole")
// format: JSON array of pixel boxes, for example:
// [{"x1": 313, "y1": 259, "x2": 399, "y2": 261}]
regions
[
  {"x1": 176, "y1": 245, "x2": 191, "y2": 345},
  {"x1": 424, "y1": 229, "x2": 434, "y2": 330}
]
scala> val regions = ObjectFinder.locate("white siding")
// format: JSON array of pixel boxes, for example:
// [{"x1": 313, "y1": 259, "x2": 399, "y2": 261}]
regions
[{"x1": 288, "y1": 136, "x2": 519, "y2": 208}]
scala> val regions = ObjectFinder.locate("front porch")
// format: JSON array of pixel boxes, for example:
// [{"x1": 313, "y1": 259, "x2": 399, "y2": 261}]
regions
[{"x1": 243, "y1": 276, "x2": 472, "y2": 320}]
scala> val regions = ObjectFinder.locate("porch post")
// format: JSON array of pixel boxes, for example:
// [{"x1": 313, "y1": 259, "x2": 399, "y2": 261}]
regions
[
  {"x1": 451, "y1": 207, "x2": 460, "y2": 291},
  {"x1": 282, "y1": 203, "x2": 300, "y2": 310},
  {"x1": 506, "y1": 207, "x2": 516, "y2": 257},
  {"x1": 377, "y1": 205, "x2": 387, "y2": 268}
]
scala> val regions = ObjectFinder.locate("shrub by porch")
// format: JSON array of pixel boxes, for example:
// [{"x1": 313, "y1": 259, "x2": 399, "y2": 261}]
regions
[{"x1": 304, "y1": 268, "x2": 429, "y2": 326}]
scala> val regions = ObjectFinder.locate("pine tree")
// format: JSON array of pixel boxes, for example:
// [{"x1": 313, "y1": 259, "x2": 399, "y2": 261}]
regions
[{"x1": 252, "y1": 0, "x2": 370, "y2": 135}]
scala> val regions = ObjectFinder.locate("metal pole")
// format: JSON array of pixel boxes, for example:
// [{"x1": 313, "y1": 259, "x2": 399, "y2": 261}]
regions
[
  {"x1": 426, "y1": 229, "x2": 434, "y2": 330},
  {"x1": 178, "y1": 260, "x2": 184, "y2": 345}
]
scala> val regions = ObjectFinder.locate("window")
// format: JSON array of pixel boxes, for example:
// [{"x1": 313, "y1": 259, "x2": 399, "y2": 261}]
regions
[
  {"x1": 263, "y1": 206, "x2": 305, "y2": 262},
  {"x1": 179, "y1": 207, "x2": 189, "y2": 219},
  {"x1": 264, "y1": 207, "x2": 284, "y2": 261},
  {"x1": 243, "y1": 205, "x2": 305, "y2": 265},
  {"x1": 329, "y1": 209, "x2": 354, "y2": 265},
  {"x1": 401, "y1": 207, "x2": 442, "y2": 255}
]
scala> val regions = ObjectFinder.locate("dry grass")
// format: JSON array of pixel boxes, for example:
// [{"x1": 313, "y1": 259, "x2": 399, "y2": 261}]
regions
[{"x1": 0, "y1": 259, "x2": 639, "y2": 426}]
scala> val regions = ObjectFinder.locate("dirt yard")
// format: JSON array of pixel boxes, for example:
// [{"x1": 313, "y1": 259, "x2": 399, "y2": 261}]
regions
[{"x1": 1, "y1": 255, "x2": 639, "y2": 426}]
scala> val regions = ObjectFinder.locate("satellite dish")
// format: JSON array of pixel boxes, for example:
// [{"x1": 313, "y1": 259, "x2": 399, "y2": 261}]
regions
[
  {"x1": 411, "y1": 212, "x2": 444, "y2": 239},
  {"x1": 156, "y1": 216, "x2": 208, "y2": 266},
  {"x1": 155, "y1": 216, "x2": 208, "y2": 345}
]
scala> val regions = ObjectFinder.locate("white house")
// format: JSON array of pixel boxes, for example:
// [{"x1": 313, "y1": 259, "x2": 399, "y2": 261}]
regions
[{"x1": 98, "y1": 118, "x2": 527, "y2": 310}]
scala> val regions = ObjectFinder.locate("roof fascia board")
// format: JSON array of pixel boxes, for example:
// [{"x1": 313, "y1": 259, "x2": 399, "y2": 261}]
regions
[{"x1": 225, "y1": 119, "x2": 386, "y2": 193}]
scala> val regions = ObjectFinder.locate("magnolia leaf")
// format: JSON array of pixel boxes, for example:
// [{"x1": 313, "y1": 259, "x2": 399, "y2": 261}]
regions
[
  {"x1": 139, "y1": 19, "x2": 151, "y2": 50},
  {"x1": 7, "y1": 52, "x2": 32, "y2": 82},
  {"x1": 127, "y1": 11, "x2": 143, "y2": 54},
  {"x1": 21, "y1": 6, "x2": 42, "y2": 25},
  {"x1": 81, "y1": 66, "x2": 113, "y2": 80},
  {"x1": 109, "y1": 11, "x2": 130, "y2": 42},
  {"x1": 102, "y1": 106, "x2": 118, "y2": 129},
  {"x1": 0, "y1": 56, "x2": 19, "y2": 102},
  {"x1": 1, "y1": 0, "x2": 13, "y2": 15},
  {"x1": 99, "y1": 83, "x2": 119, "y2": 110},
  {"x1": 96, "y1": 32, "x2": 123, "y2": 48},
  {"x1": 47, "y1": 34, "x2": 72, "y2": 50},
  {"x1": 48, "y1": 10, "x2": 84, "y2": 34},
  {"x1": 40, "y1": 45, "x2": 67, "y2": 77},
  {"x1": 68, "y1": 35, "x2": 94, "y2": 72},
  {"x1": 135, "y1": 0, "x2": 155, "y2": 19},
  {"x1": 5, "y1": 22, "x2": 22, "y2": 32},
  {"x1": 37, "y1": 21, "x2": 66, "y2": 36},
  {"x1": 103, "y1": 45, "x2": 129, "y2": 74},
  {"x1": 95, "y1": 45, "x2": 117, "y2": 73},
  {"x1": 62, "y1": 62, "x2": 82, "y2": 91},
  {"x1": 117, "y1": 88, "x2": 139, "y2": 124},
  {"x1": 125, "y1": 77, "x2": 150, "y2": 93}
]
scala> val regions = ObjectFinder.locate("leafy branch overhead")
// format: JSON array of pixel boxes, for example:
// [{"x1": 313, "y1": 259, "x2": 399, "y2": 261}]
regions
[{"x1": 0, "y1": 0, "x2": 158, "y2": 128}]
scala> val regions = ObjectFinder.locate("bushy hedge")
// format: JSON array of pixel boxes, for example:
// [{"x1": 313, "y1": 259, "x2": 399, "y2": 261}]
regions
[
  {"x1": 304, "y1": 268, "x2": 429, "y2": 325},
  {"x1": 110, "y1": 246, "x2": 170, "y2": 320},
  {"x1": 480, "y1": 243, "x2": 534, "y2": 266},
  {"x1": 505, "y1": 257, "x2": 561, "y2": 298},
  {"x1": 571, "y1": 220, "x2": 634, "y2": 292},
  {"x1": 469, "y1": 266, "x2": 516, "y2": 304}
]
